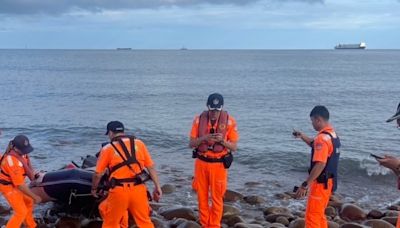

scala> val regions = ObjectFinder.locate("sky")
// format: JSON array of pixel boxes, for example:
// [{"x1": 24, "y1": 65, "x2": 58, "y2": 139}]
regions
[{"x1": 0, "y1": 0, "x2": 399, "y2": 49}]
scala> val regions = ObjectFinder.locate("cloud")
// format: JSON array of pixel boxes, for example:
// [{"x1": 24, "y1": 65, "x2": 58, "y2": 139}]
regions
[{"x1": 0, "y1": 0, "x2": 323, "y2": 15}]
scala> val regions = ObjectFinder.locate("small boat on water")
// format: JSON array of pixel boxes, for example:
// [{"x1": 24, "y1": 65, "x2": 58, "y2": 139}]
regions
[{"x1": 29, "y1": 155, "x2": 102, "y2": 215}]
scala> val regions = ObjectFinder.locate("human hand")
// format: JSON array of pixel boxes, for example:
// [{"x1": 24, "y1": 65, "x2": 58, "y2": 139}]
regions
[
  {"x1": 377, "y1": 155, "x2": 400, "y2": 170},
  {"x1": 91, "y1": 189, "x2": 99, "y2": 198},
  {"x1": 153, "y1": 186, "x2": 162, "y2": 202},
  {"x1": 292, "y1": 129, "x2": 302, "y2": 139},
  {"x1": 295, "y1": 186, "x2": 307, "y2": 199},
  {"x1": 34, "y1": 195, "x2": 42, "y2": 204},
  {"x1": 201, "y1": 134, "x2": 214, "y2": 142},
  {"x1": 211, "y1": 133, "x2": 224, "y2": 143}
]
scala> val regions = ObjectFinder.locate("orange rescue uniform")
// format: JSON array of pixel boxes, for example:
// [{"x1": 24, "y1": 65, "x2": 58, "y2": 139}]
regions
[
  {"x1": 305, "y1": 125, "x2": 336, "y2": 228},
  {"x1": 0, "y1": 154, "x2": 37, "y2": 228},
  {"x1": 96, "y1": 138, "x2": 154, "y2": 228},
  {"x1": 190, "y1": 114, "x2": 239, "y2": 228}
]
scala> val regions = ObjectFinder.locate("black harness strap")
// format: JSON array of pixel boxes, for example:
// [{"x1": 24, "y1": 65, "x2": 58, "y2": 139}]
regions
[
  {"x1": 1, "y1": 169, "x2": 10, "y2": 177},
  {"x1": 109, "y1": 136, "x2": 141, "y2": 176},
  {"x1": 197, "y1": 155, "x2": 224, "y2": 163},
  {"x1": 0, "y1": 179, "x2": 11, "y2": 185}
]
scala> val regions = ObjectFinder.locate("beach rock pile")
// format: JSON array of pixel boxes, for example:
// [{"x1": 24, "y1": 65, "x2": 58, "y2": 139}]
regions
[{"x1": 2, "y1": 179, "x2": 399, "y2": 228}]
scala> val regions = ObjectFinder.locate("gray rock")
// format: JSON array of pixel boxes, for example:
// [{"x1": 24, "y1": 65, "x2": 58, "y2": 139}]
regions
[
  {"x1": 363, "y1": 219, "x2": 395, "y2": 228},
  {"x1": 265, "y1": 214, "x2": 294, "y2": 223},
  {"x1": 159, "y1": 207, "x2": 197, "y2": 221},
  {"x1": 234, "y1": 223, "x2": 263, "y2": 228},
  {"x1": 334, "y1": 217, "x2": 346, "y2": 225},
  {"x1": 288, "y1": 218, "x2": 305, "y2": 228},
  {"x1": 244, "y1": 195, "x2": 266, "y2": 205},
  {"x1": 329, "y1": 194, "x2": 344, "y2": 209},
  {"x1": 223, "y1": 204, "x2": 241, "y2": 217},
  {"x1": 368, "y1": 210, "x2": 384, "y2": 219},
  {"x1": 339, "y1": 223, "x2": 368, "y2": 228},
  {"x1": 339, "y1": 204, "x2": 367, "y2": 222},
  {"x1": 326, "y1": 206, "x2": 337, "y2": 218},
  {"x1": 269, "y1": 223, "x2": 286, "y2": 227},
  {"x1": 385, "y1": 211, "x2": 400, "y2": 217},
  {"x1": 224, "y1": 215, "x2": 246, "y2": 227},
  {"x1": 150, "y1": 202, "x2": 171, "y2": 211},
  {"x1": 161, "y1": 184, "x2": 176, "y2": 194},
  {"x1": 274, "y1": 193, "x2": 292, "y2": 200},
  {"x1": 328, "y1": 221, "x2": 340, "y2": 228},
  {"x1": 177, "y1": 221, "x2": 201, "y2": 228},
  {"x1": 275, "y1": 216, "x2": 289, "y2": 226},
  {"x1": 382, "y1": 217, "x2": 398, "y2": 226},
  {"x1": 225, "y1": 190, "x2": 244, "y2": 202},
  {"x1": 151, "y1": 217, "x2": 167, "y2": 228},
  {"x1": 263, "y1": 207, "x2": 291, "y2": 216},
  {"x1": 171, "y1": 218, "x2": 188, "y2": 227}
]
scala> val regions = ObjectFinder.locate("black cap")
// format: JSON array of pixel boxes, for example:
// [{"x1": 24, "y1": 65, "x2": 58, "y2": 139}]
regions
[
  {"x1": 386, "y1": 103, "x2": 400, "y2": 122},
  {"x1": 207, "y1": 93, "x2": 224, "y2": 110},
  {"x1": 105, "y1": 121, "x2": 125, "y2": 135},
  {"x1": 12, "y1": 135, "x2": 34, "y2": 155}
]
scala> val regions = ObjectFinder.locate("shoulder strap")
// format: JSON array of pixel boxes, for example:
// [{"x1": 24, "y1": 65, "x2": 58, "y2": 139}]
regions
[
  {"x1": 198, "y1": 111, "x2": 209, "y2": 137},
  {"x1": 109, "y1": 136, "x2": 142, "y2": 175},
  {"x1": 321, "y1": 131, "x2": 333, "y2": 138}
]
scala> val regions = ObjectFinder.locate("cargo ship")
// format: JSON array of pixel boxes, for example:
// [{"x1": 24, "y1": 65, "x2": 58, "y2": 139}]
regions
[
  {"x1": 116, "y1": 48, "x2": 132, "y2": 51},
  {"x1": 334, "y1": 42, "x2": 366, "y2": 50}
]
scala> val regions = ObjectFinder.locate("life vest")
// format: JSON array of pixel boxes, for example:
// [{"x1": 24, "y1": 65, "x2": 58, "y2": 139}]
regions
[
  {"x1": 105, "y1": 135, "x2": 150, "y2": 188},
  {"x1": 197, "y1": 110, "x2": 229, "y2": 153},
  {"x1": 309, "y1": 131, "x2": 341, "y2": 192},
  {"x1": 0, "y1": 150, "x2": 35, "y2": 185}
]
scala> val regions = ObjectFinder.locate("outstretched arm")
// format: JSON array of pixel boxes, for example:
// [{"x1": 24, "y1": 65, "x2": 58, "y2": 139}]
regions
[
  {"x1": 147, "y1": 166, "x2": 162, "y2": 202},
  {"x1": 293, "y1": 130, "x2": 314, "y2": 147}
]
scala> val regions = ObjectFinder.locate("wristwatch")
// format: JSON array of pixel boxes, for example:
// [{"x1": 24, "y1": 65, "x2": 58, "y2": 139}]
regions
[{"x1": 301, "y1": 181, "x2": 308, "y2": 189}]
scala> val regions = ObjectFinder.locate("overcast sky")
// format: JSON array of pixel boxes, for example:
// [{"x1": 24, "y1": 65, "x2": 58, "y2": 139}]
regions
[{"x1": 0, "y1": 0, "x2": 399, "y2": 49}]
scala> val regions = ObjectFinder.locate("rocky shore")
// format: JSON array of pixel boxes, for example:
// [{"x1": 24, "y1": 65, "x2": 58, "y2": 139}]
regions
[{"x1": 1, "y1": 181, "x2": 398, "y2": 228}]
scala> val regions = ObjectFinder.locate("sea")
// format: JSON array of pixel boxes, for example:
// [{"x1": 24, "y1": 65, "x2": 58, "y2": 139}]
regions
[{"x1": 0, "y1": 49, "x2": 400, "y2": 212}]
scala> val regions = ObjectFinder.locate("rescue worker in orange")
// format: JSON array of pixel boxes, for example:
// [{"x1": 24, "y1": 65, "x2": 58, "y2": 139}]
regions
[
  {"x1": 190, "y1": 93, "x2": 239, "y2": 228},
  {"x1": 91, "y1": 121, "x2": 162, "y2": 228},
  {"x1": 293, "y1": 106, "x2": 341, "y2": 228},
  {"x1": 375, "y1": 102, "x2": 400, "y2": 228},
  {"x1": 0, "y1": 135, "x2": 42, "y2": 228}
]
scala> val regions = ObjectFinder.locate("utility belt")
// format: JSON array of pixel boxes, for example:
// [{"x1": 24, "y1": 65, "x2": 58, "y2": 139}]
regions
[
  {"x1": 107, "y1": 170, "x2": 151, "y2": 189},
  {"x1": 192, "y1": 150, "x2": 233, "y2": 169},
  {"x1": 0, "y1": 179, "x2": 12, "y2": 186},
  {"x1": 315, "y1": 173, "x2": 334, "y2": 189}
]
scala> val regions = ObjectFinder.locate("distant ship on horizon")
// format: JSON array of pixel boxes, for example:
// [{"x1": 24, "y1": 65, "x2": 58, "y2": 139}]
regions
[
  {"x1": 335, "y1": 42, "x2": 366, "y2": 50},
  {"x1": 116, "y1": 48, "x2": 132, "y2": 51}
]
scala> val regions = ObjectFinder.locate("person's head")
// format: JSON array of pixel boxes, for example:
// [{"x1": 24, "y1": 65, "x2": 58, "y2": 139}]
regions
[
  {"x1": 207, "y1": 93, "x2": 224, "y2": 121},
  {"x1": 310, "y1": 105, "x2": 330, "y2": 131},
  {"x1": 105, "y1": 121, "x2": 125, "y2": 140},
  {"x1": 386, "y1": 102, "x2": 400, "y2": 128},
  {"x1": 11, "y1": 135, "x2": 34, "y2": 155}
]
